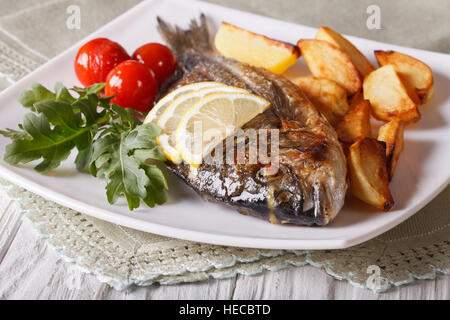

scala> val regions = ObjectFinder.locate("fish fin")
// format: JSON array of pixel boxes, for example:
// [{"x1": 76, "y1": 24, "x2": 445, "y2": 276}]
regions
[{"x1": 157, "y1": 14, "x2": 214, "y2": 54}]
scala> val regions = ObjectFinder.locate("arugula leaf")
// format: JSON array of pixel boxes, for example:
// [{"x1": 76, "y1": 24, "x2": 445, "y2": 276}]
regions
[
  {"x1": 72, "y1": 83, "x2": 106, "y2": 97},
  {"x1": 143, "y1": 165, "x2": 168, "y2": 207},
  {"x1": 0, "y1": 128, "x2": 31, "y2": 140},
  {"x1": 4, "y1": 112, "x2": 74, "y2": 172},
  {"x1": 75, "y1": 144, "x2": 92, "y2": 172},
  {"x1": 90, "y1": 123, "x2": 167, "y2": 210},
  {"x1": 54, "y1": 82, "x2": 76, "y2": 104},
  {"x1": 5, "y1": 97, "x2": 108, "y2": 173},
  {"x1": 1, "y1": 82, "x2": 168, "y2": 210},
  {"x1": 18, "y1": 83, "x2": 56, "y2": 108},
  {"x1": 17, "y1": 82, "x2": 107, "y2": 109}
]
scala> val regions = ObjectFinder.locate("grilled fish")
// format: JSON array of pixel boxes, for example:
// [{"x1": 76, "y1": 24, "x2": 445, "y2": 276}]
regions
[{"x1": 156, "y1": 15, "x2": 347, "y2": 226}]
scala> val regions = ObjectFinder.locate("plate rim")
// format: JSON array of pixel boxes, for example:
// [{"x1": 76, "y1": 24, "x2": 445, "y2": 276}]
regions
[{"x1": 1, "y1": 163, "x2": 449, "y2": 249}]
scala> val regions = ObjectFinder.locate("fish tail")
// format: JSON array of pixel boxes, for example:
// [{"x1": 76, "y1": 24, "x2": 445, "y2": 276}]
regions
[{"x1": 157, "y1": 14, "x2": 214, "y2": 55}]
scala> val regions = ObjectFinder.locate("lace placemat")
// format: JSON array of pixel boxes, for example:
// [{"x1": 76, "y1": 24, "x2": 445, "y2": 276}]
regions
[
  {"x1": 0, "y1": 1, "x2": 449, "y2": 293},
  {"x1": 1, "y1": 179, "x2": 449, "y2": 292}
]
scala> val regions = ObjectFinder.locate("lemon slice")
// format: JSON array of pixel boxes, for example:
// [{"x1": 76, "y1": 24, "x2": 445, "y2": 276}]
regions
[
  {"x1": 176, "y1": 92, "x2": 270, "y2": 167},
  {"x1": 156, "y1": 85, "x2": 249, "y2": 163},
  {"x1": 144, "y1": 82, "x2": 224, "y2": 124}
]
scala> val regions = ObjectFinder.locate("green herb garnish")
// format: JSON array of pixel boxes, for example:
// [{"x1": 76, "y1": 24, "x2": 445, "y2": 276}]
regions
[{"x1": 0, "y1": 82, "x2": 167, "y2": 210}]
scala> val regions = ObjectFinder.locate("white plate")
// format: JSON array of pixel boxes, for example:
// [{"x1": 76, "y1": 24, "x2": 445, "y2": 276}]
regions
[{"x1": 0, "y1": 0, "x2": 449, "y2": 250}]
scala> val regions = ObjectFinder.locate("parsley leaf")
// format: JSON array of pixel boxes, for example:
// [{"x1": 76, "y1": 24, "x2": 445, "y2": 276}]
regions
[{"x1": 1, "y1": 82, "x2": 168, "y2": 210}]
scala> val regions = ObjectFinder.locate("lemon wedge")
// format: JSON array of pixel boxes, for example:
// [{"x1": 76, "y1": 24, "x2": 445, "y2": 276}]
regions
[
  {"x1": 156, "y1": 85, "x2": 249, "y2": 163},
  {"x1": 144, "y1": 82, "x2": 224, "y2": 124},
  {"x1": 176, "y1": 92, "x2": 270, "y2": 167}
]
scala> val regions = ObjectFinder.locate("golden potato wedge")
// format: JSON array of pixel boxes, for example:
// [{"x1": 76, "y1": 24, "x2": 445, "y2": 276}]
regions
[
  {"x1": 363, "y1": 65, "x2": 420, "y2": 123},
  {"x1": 291, "y1": 77, "x2": 349, "y2": 125},
  {"x1": 336, "y1": 99, "x2": 372, "y2": 143},
  {"x1": 375, "y1": 50, "x2": 434, "y2": 104},
  {"x1": 377, "y1": 119, "x2": 405, "y2": 180},
  {"x1": 340, "y1": 141, "x2": 352, "y2": 158},
  {"x1": 348, "y1": 138, "x2": 394, "y2": 211},
  {"x1": 349, "y1": 90, "x2": 364, "y2": 108},
  {"x1": 297, "y1": 39, "x2": 362, "y2": 95},
  {"x1": 316, "y1": 26, "x2": 375, "y2": 77},
  {"x1": 215, "y1": 22, "x2": 300, "y2": 74}
]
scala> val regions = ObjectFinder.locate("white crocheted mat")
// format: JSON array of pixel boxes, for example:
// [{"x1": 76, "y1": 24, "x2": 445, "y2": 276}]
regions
[{"x1": 1, "y1": 179, "x2": 449, "y2": 293}]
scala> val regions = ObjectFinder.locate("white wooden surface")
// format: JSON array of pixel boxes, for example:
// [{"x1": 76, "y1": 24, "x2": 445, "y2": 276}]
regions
[{"x1": 0, "y1": 192, "x2": 448, "y2": 300}]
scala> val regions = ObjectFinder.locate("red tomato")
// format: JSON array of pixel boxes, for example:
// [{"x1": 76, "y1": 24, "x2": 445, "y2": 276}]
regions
[
  {"x1": 132, "y1": 43, "x2": 177, "y2": 86},
  {"x1": 74, "y1": 38, "x2": 130, "y2": 87},
  {"x1": 105, "y1": 60, "x2": 158, "y2": 112}
]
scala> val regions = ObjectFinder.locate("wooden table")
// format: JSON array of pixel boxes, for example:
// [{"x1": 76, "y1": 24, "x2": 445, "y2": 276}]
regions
[{"x1": 0, "y1": 192, "x2": 448, "y2": 299}]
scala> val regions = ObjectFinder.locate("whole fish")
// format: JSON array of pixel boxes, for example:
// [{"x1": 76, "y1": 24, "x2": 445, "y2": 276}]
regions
[{"x1": 156, "y1": 15, "x2": 347, "y2": 226}]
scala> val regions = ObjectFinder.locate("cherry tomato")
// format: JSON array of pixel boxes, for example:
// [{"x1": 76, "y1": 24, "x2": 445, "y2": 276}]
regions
[
  {"x1": 74, "y1": 38, "x2": 130, "y2": 87},
  {"x1": 105, "y1": 60, "x2": 158, "y2": 112},
  {"x1": 132, "y1": 43, "x2": 177, "y2": 86}
]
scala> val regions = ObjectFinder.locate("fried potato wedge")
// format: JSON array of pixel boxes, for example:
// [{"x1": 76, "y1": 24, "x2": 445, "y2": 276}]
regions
[
  {"x1": 363, "y1": 65, "x2": 420, "y2": 123},
  {"x1": 297, "y1": 39, "x2": 362, "y2": 95},
  {"x1": 375, "y1": 50, "x2": 434, "y2": 104},
  {"x1": 336, "y1": 100, "x2": 372, "y2": 143},
  {"x1": 377, "y1": 119, "x2": 405, "y2": 180},
  {"x1": 348, "y1": 138, "x2": 394, "y2": 211},
  {"x1": 291, "y1": 77, "x2": 349, "y2": 125},
  {"x1": 215, "y1": 22, "x2": 300, "y2": 74},
  {"x1": 316, "y1": 26, "x2": 375, "y2": 77},
  {"x1": 349, "y1": 90, "x2": 363, "y2": 108}
]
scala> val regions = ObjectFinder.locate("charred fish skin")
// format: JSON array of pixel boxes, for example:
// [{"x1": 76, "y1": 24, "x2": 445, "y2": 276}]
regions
[{"x1": 157, "y1": 15, "x2": 348, "y2": 226}]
